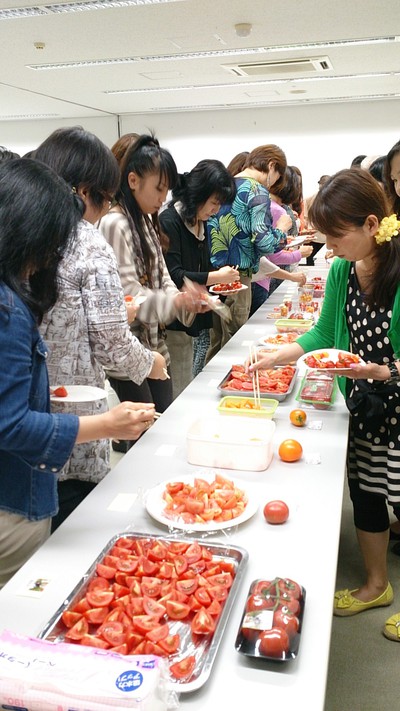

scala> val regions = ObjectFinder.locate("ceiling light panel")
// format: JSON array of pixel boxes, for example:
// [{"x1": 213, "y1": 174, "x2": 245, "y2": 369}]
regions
[
  {"x1": 27, "y1": 57, "x2": 138, "y2": 70},
  {"x1": 0, "y1": 0, "x2": 183, "y2": 20},
  {"x1": 49, "y1": 0, "x2": 183, "y2": 13},
  {"x1": 104, "y1": 70, "x2": 400, "y2": 94},
  {"x1": 135, "y1": 93, "x2": 400, "y2": 113},
  {"x1": 25, "y1": 34, "x2": 399, "y2": 70}
]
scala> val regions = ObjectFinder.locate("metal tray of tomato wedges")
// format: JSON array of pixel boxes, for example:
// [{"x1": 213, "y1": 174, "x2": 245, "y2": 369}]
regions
[
  {"x1": 217, "y1": 365, "x2": 298, "y2": 402},
  {"x1": 38, "y1": 531, "x2": 248, "y2": 693}
]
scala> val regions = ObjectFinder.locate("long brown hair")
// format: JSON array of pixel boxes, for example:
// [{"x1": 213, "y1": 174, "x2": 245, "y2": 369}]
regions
[{"x1": 309, "y1": 168, "x2": 400, "y2": 308}]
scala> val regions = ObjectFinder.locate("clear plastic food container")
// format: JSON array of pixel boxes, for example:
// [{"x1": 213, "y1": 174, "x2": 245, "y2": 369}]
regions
[
  {"x1": 187, "y1": 416, "x2": 276, "y2": 471},
  {"x1": 235, "y1": 577, "x2": 306, "y2": 662},
  {"x1": 275, "y1": 318, "x2": 313, "y2": 334},
  {"x1": 296, "y1": 371, "x2": 337, "y2": 409}
]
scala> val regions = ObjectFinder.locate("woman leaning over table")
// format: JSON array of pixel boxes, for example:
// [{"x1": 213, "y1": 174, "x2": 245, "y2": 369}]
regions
[
  {"x1": 160, "y1": 159, "x2": 238, "y2": 398},
  {"x1": 99, "y1": 134, "x2": 209, "y2": 435},
  {"x1": 206, "y1": 144, "x2": 292, "y2": 360},
  {"x1": 0, "y1": 159, "x2": 157, "y2": 588},
  {"x1": 247, "y1": 169, "x2": 400, "y2": 640},
  {"x1": 34, "y1": 127, "x2": 166, "y2": 530}
]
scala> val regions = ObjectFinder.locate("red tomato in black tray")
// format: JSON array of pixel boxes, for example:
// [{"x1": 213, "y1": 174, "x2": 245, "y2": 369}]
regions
[
  {"x1": 258, "y1": 628, "x2": 290, "y2": 658},
  {"x1": 235, "y1": 577, "x2": 305, "y2": 661}
]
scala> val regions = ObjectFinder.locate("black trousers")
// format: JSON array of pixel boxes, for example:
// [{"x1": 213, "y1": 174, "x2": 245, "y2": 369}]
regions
[
  {"x1": 108, "y1": 373, "x2": 173, "y2": 414},
  {"x1": 52, "y1": 479, "x2": 97, "y2": 533}
]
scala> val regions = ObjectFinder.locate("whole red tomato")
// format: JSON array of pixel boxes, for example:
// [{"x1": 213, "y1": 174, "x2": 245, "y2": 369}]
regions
[
  {"x1": 273, "y1": 609, "x2": 299, "y2": 640},
  {"x1": 277, "y1": 578, "x2": 302, "y2": 600},
  {"x1": 263, "y1": 500, "x2": 289, "y2": 525},
  {"x1": 246, "y1": 593, "x2": 276, "y2": 612},
  {"x1": 258, "y1": 627, "x2": 290, "y2": 658},
  {"x1": 278, "y1": 439, "x2": 303, "y2": 462}
]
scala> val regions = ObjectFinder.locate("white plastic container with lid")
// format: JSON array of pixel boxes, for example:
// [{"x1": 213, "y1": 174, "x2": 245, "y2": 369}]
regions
[{"x1": 186, "y1": 416, "x2": 275, "y2": 472}]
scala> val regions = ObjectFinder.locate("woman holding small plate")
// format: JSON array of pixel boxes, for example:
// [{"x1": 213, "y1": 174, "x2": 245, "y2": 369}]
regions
[
  {"x1": 0, "y1": 159, "x2": 158, "y2": 587},
  {"x1": 247, "y1": 169, "x2": 400, "y2": 639},
  {"x1": 35, "y1": 128, "x2": 167, "y2": 530}
]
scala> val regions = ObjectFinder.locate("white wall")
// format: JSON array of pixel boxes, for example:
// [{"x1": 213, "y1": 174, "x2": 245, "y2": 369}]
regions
[
  {"x1": 120, "y1": 99, "x2": 400, "y2": 196},
  {"x1": 0, "y1": 115, "x2": 118, "y2": 159},
  {"x1": 1, "y1": 99, "x2": 399, "y2": 196}
]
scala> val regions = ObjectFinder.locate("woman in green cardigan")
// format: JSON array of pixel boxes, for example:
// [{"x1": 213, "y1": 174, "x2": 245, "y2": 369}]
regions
[{"x1": 247, "y1": 169, "x2": 400, "y2": 640}]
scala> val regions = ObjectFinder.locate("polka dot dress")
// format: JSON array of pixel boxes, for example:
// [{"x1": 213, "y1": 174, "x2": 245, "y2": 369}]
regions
[{"x1": 346, "y1": 264, "x2": 400, "y2": 504}]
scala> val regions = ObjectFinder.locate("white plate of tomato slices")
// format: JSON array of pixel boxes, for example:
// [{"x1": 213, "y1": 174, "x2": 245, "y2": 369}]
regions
[
  {"x1": 298, "y1": 349, "x2": 366, "y2": 372},
  {"x1": 145, "y1": 472, "x2": 258, "y2": 532},
  {"x1": 209, "y1": 282, "x2": 248, "y2": 295}
]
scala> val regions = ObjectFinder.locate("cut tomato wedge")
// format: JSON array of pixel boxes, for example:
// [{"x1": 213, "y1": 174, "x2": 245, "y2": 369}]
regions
[
  {"x1": 86, "y1": 589, "x2": 115, "y2": 608},
  {"x1": 170, "y1": 655, "x2": 196, "y2": 681},
  {"x1": 98, "y1": 620, "x2": 126, "y2": 646},
  {"x1": 165, "y1": 599, "x2": 191, "y2": 620},
  {"x1": 65, "y1": 617, "x2": 89, "y2": 641},
  {"x1": 191, "y1": 607, "x2": 216, "y2": 635}
]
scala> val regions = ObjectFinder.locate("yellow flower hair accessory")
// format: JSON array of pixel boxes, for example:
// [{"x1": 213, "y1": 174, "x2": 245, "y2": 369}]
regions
[{"x1": 375, "y1": 214, "x2": 400, "y2": 245}]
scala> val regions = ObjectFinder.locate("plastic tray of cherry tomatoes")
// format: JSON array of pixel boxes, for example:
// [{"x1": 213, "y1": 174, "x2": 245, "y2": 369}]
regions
[
  {"x1": 235, "y1": 577, "x2": 305, "y2": 662},
  {"x1": 218, "y1": 364, "x2": 298, "y2": 401},
  {"x1": 38, "y1": 532, "x2": 248, "y2": 692}
]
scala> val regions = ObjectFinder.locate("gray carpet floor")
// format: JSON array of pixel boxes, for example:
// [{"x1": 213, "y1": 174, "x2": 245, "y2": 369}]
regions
[{"x1": 324, "y1": 484, "x2": 400, "y2": 711}]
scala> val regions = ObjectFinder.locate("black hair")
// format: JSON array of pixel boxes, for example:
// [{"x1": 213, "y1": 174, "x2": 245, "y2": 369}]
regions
[
  {"x1": 350, "y1": 154, "x2": 367, "y2": 167},
  {"x1": 116, "y1": 134, "x2": 178, "y2": 281},
  {"x1": 385, "y1": 140, "x2": 400, "y2": 217},
  {"x1": 170, "y1": 159, "x2": 236, "y2": 225},
  {"x1": 273, "y1": 166, "x2": 301, "y2": 207},
  {"x1": 0, "y1": 146, "x2": 20, "y2": 162},
  {"x1": 34, "y1": 126, "x2": 120, "y2": 211},
  {"x1": 0, "y1": 159, "x2": 79, "y2": 320},
  {"x1": 368, "y1": 155, "x2": 386, "y2": 184},
  {"x1": 309, "y1": 168, "x2": 399, "y2": 309}
]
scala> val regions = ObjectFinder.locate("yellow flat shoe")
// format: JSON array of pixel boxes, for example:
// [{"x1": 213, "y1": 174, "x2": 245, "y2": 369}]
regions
[
  {"x1": 383, "y1": 612, "x2": 400, "y2": 641},
  {"x1": 333, "y1": 583, "x2": 393, "y2": 617}
]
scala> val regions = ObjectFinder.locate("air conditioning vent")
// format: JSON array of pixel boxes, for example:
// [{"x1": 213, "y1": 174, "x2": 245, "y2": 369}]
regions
[{"x1": 223, "y1": 56, "x2": 333, "y2": 77}]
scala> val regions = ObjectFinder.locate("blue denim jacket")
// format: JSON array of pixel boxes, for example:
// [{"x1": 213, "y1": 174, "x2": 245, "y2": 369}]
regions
[{"x1": 0, "y1": 284, "x2": 79, "y2": 520}]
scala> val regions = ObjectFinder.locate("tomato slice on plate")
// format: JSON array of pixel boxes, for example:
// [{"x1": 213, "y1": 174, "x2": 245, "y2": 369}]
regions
[
  {"x1": 170, "y1": 655, "x2": 196, "y2": 681},
  {"x1": 53, "y1": 386, "x2": 68, "y2": 397}
]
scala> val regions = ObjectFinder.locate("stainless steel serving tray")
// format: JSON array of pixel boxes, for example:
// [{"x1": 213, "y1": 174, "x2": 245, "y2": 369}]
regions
[
  {"x1": 38, "y1": 531, "x2": 248, "y2": 693},
  {"x1": 218, "y1": 366, "x2": 298, "y2": 402}
]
